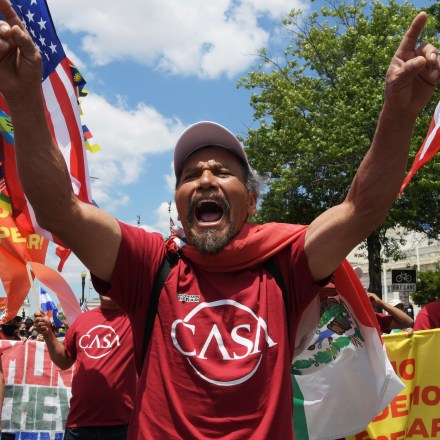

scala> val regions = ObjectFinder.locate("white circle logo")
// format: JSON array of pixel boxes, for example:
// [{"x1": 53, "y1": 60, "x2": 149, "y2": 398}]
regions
[
  {"x1": 171, "y1": 300, "x2": 277, "y2": 386},
  {"x1": 78, "y1": 324, "x2": 121, "y2": 359}
]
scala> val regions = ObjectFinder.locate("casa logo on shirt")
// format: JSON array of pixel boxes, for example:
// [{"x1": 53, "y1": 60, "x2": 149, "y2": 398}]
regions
[
  {"x1": 171, "y1": 300, "x2": 277, "y2": 387},
  {"x1": 78, "y1": 325, "x2": 121, "y2": 359}
]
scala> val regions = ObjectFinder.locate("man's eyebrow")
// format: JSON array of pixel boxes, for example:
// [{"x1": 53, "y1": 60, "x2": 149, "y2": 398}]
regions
[
  {"x1": 183, "y1": 160, "x2": 226, "y2": 172},
  {"x1": 181, "y1": 165, "x2": 198, "y2": 173}
]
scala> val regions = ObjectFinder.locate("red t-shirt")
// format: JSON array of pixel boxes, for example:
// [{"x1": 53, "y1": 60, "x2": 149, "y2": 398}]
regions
[
  {"x1": 414, "y1": 299, "x2": 440, "y2": 330},
  {"x1": 64, "y1": 306, "x2": 137, "y2": 427},
  {"x1": 374, "y1": 312, "x2": 393, "y2": 334},
  {"x1": 93, "y1": 222, "x2": 322, "y2": 439}
]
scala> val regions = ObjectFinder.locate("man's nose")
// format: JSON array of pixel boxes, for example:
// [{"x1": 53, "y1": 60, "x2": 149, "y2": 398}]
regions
[{"x1": 198, "y1": 169, "x2": 217, "y2": 189}]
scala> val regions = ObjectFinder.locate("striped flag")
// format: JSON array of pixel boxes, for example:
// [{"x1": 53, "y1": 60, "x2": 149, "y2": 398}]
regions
[
  {"x1": 400, "y1": 101, "x2": 440, "y2": 196},
  {"x1": 0, "y1": 0, "x2": 93, "y2": 243},
  {"x1": 40, "y1": 287, "x2": 63, "y2": 328}
]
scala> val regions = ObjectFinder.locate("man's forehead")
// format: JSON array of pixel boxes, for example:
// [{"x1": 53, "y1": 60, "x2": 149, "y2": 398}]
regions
[{"x1": 181, "y1": 146, "x2": 242, "y2": 169}]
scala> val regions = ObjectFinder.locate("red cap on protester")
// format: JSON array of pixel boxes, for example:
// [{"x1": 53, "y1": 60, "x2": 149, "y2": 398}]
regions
[{"x1": 173, "y1": 121, "x2": 249, "y2": 180}]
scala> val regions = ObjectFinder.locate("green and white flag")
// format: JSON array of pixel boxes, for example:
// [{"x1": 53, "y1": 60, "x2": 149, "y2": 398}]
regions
[{"x1": 292, "y1": 261, "x2": 404, "y2": 440}]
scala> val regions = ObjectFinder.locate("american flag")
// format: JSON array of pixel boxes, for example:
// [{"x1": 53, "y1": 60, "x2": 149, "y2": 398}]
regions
[{"x1": 0, "y1": 0, "x2": 93, "y2": 243}]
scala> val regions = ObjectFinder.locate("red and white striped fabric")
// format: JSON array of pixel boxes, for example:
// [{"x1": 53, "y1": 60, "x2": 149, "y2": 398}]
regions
[
  {"x1": 35, "y1": 58, "x2": 92, "y2": 241},
  {"x1": 400, "y1": 101, "x2": 440, "y2": 196}
]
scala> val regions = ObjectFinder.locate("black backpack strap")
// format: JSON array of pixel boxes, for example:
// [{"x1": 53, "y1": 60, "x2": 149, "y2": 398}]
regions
[
  {"x1": 141, "y1": 254, "x2": 173, "y2": 371},
  {"x1": 262, "y1": 257, "x2": 290, "y2": 337}
]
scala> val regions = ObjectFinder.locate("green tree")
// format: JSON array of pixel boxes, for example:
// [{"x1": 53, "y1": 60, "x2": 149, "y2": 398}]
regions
[
  {"x1": 238, "y1": 0, "x2": 440, "y2": 295},
  {"x1": 411, "y1": 264, "x2": 440, "y2": 307},
  {"x1": 426, "y1": 2, "x2": 440, "y2": 31}
]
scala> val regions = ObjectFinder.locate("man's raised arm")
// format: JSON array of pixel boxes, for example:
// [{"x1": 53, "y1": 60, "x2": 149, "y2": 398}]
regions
[
  {"x1": 305, "y1": 12, "x2": 439, "y2": 282},
  {"x1": 34, "y1": 311, "x2": 75, "y2": 370},
  {"x1": 0, "y1": 0, "x2": 120, "y2": 282}
]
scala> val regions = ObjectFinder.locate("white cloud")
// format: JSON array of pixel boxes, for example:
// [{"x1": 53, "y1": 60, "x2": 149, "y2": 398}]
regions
[
  {"x1": 48, "y1": 0, "x2": 308, "y2": 79},
  {"x1": 154, "y1": 201, "x2": 181, "y2": 237},
  {"x1": 79, "y1": 93, "x2": 185, "y2": 211}
]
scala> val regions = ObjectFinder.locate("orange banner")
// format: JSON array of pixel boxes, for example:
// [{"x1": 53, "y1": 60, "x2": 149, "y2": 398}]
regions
[{"x1": 0, "y1": 192, "x2": 48, "y2": 321}]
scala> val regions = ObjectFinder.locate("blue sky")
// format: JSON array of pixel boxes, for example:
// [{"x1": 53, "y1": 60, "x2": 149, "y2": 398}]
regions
[
  {"x1": 39, "y1": 0, "x2": 316, "y2": 303},
  {"x1": 20, "y1": 0, "x2": 431, "y2": 307}
]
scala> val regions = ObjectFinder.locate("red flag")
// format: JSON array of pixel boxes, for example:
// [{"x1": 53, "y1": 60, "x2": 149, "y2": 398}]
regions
[
  {"x1": 55, "y1": 245, "x2": 72, "y2": 272},
  {"x1": 400, "y1": 102, "x2": 440, "y2": 196}
]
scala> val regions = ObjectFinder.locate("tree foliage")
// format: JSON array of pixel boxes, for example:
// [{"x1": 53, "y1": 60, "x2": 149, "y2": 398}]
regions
[
  {"x1": 411, "y1": 264, "x2": 440, "y2": 307},
  {"x1": 238, "y1": 0, "x2": 440, "y2": 294}
]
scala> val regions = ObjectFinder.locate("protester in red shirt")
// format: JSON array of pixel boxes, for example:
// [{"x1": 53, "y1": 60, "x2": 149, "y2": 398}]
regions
[
  {"x1": 34, "y1": 296, "x2": 137, "y2": 440},
  {"x1": 414, "y1": 299, "x2": 440, "y2": 330},
  {"x1": 0, "y1": 4, "x2": 438, "y2": 438},
  {"x1": 368, "y1": 293, "x2": 414, "y2": 333}
]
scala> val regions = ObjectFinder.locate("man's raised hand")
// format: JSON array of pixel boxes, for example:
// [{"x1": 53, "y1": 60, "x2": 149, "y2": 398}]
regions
[
  {"x1": 33, "y1": 311, "x2": 53, "y2": 338},
  {"x1": 385, "y1": 11, "x2": 440, "y2": 118},
  {"x1": 0, "y1": 0, "x2": 42, "y2": 102}
]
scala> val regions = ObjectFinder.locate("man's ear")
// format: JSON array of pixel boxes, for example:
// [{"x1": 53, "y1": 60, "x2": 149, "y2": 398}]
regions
[{"x1": 247, "y1": 192, "x2": 257, "y2": 217}]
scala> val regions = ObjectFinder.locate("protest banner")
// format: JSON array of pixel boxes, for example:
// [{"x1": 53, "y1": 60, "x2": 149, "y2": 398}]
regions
[
  {"x1": 2, "y1": 329, "x2": 439, "y2": 439},
  {"x1": 348, "y1": 329, "x2": 440, "y2": 440},
  {"x1": 0, "y1": 339, "x2": 73, "y2": 439}
]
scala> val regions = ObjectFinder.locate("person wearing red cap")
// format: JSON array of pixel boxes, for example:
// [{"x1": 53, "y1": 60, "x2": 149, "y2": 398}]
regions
[{"x1": 0, "y1": 4, "x2": 438, "y2": 439}]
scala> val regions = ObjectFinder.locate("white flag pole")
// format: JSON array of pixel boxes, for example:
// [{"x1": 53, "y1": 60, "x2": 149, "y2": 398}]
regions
[{"x1": 26, "y1": 264, "x2": 42, "y2": 313}]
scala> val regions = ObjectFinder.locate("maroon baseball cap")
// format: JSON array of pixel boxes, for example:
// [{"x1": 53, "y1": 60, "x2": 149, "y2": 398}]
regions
[{"x1": 173, "y1": 121, "x2": 249, "y2": 179}]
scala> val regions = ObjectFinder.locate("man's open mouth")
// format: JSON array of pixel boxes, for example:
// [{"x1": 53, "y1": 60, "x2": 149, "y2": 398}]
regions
[{"x1": 195, "y1": 200, "x2": 224, "y2": 224}]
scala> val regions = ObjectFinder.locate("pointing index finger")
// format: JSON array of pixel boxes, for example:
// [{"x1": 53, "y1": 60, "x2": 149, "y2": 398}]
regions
[{"x1": 395, "y1": 11, "x2": 428, "y2": 58}]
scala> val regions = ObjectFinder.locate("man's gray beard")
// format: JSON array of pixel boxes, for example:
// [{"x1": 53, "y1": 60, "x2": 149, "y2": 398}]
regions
[
  {"x1": 186, "y1": 196, "x2": 234, "y2": 255},
  {"x1": 189, "y1": 226, "x2": 235, "y2": 255}
]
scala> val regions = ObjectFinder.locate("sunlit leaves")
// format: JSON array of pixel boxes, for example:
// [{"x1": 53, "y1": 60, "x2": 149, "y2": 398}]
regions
[{"x1": 239, "y1": 0, "x2": 440, "y2": 291}]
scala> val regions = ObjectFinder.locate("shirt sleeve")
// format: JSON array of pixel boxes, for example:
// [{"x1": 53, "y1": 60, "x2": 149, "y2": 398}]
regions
[
  {"x1": 414, "y1": 307, "x2": 432, "y2": 330},
  {"x1": 91, "y1": 220, "x2": 166, "y2": 319}
]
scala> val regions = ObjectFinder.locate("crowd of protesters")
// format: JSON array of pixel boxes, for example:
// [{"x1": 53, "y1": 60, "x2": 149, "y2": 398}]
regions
[{"x1": 0, "y1": 315, "x2": 68, "y2": 342}]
